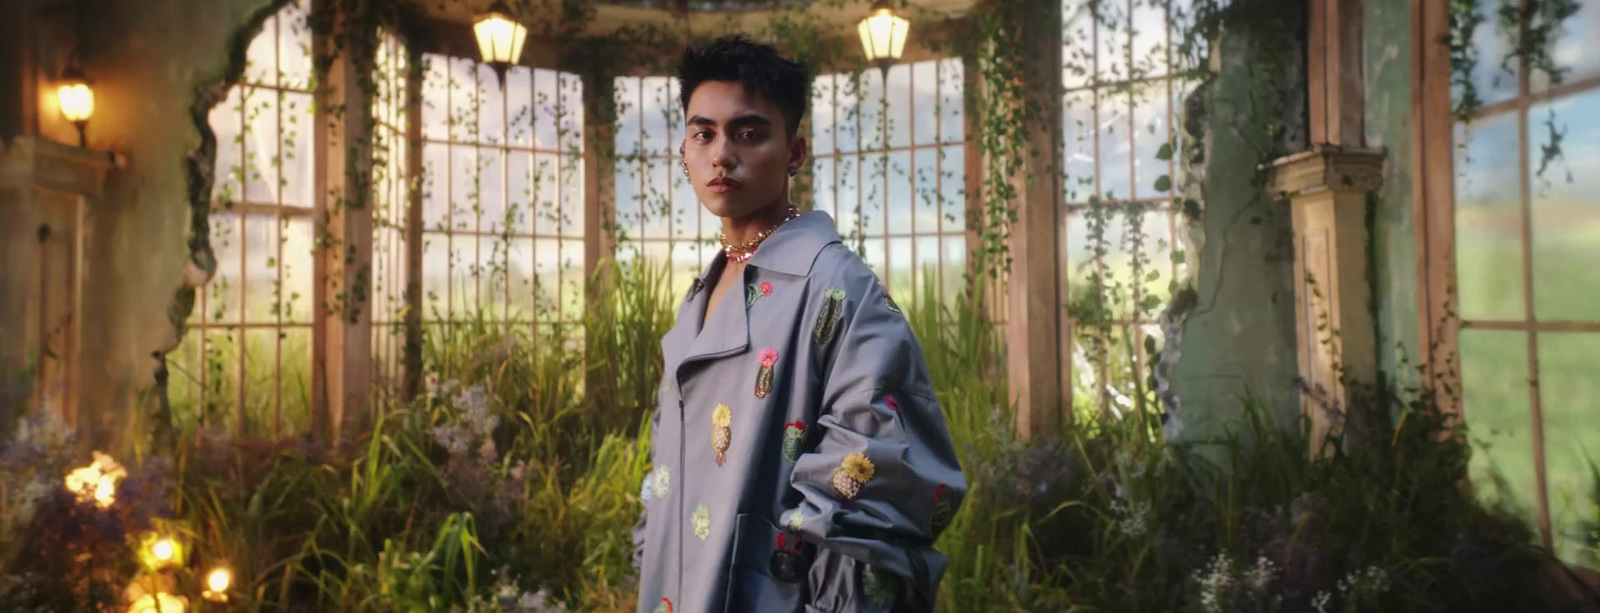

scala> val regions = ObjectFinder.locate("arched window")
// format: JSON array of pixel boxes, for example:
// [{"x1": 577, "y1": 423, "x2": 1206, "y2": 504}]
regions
[
  {"x1": 1060, "y1": 0, "x2": 1196, "y2": 418},
  {"x1": 811, "y1": 59, "x2": 969, "y2": 307},
  {"x1": 419, "y1": 54, "x2": 586, "y2": 354},
  {"x1": 173, "y1": 0, "x2": 316, "y2": 438}
]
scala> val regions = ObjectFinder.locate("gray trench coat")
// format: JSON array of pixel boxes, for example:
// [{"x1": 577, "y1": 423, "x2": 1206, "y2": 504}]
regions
[{"x1": 632, "y1": 211, "x2": 966, "y2": 613}]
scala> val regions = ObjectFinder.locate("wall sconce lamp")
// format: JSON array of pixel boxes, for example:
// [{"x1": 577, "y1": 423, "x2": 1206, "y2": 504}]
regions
[
  {"x1": 473, "y1": 1, "x2": 527, "y2": 86},
  {"x1": 858, "y1": 0, "x2": 910, "y2": 78},
  {"x1": 57, "y1": 62, "x2": 94, "y2": 148}
]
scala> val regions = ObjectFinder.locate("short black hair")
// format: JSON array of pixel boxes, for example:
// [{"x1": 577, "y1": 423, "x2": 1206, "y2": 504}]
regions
[{"x1": 678, "y1": 34, "x2": 810, "y2": 138}]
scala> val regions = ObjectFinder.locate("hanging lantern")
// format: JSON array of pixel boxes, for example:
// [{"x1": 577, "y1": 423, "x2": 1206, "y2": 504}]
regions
[
  {"x1": 857, "y1": 0, "x2": 910, "y2": 77},
  {"x1": 56, "y1": 64, "x2": 94, "y2": 148},
  {"x1": 472, "y1": 1, "x2": 527, "y2": 84}
]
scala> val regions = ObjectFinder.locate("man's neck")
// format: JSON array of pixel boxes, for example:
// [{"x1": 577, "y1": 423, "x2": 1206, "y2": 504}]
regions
[{"x1": 720, "y1": 199, "x2": 793, "y2": 246}]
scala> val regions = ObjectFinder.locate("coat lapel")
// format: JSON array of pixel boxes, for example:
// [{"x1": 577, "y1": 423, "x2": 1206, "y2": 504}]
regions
[{"x1": 677, "y1": 264, "x2": 751, "y2": 373}]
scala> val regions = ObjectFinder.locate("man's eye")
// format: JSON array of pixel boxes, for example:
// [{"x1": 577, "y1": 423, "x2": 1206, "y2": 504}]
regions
[
  {"x1": 692, "y1": 131, "x2": 712, "y2": 141},
  {"x1": 739, "y1": 130, "x2": 760, "y2": 140}
]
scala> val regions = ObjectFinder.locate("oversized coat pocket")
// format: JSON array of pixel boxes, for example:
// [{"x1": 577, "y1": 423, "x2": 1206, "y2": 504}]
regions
[{"x1": 723, "y1": 513, "x2": 804, "y2": 613}]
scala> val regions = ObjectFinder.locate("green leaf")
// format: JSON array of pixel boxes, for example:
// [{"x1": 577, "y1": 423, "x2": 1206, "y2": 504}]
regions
[
  {"x1": 1155, "y1": 142, "x2": 1174, "y2": 161},
  {"x1": 1154, "y1": 175, "x2": 1171, "y2": 192}
]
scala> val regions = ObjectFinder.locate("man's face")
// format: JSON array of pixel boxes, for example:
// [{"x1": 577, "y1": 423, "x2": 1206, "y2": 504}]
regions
[{"x1": 683, "y1": 80, "x2": 806, "y2": 219}]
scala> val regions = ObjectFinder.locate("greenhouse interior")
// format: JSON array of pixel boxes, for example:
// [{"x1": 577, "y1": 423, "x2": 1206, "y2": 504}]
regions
[{"x1": 1, "y1": 0, "x2": 1599, "y2": 610}]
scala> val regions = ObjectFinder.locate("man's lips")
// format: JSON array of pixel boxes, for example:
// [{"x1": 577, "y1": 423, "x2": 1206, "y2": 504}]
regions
[{"x1": 708, "y1": 177, "x2": 742, "y2": 193}]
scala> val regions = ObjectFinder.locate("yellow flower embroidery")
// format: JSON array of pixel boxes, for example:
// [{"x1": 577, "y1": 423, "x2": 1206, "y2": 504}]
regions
[
  {"x1": 831, "y1": 452, "x2": 876, "y2": 499},
  {"x1": 712, "y1": 404, "x2": 732, "y2": 466}
]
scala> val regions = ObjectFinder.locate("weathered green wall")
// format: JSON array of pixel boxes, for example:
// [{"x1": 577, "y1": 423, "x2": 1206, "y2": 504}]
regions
[
  {"x1": 67, "y1": 0, "x2": 274, "y2": 454},
  {"x1": 1365, "y1": 0, "x2": 1424, "y2": 394},
  {"x1": 1167, "y1": 1, "x2": 1309, "y2": 442}
]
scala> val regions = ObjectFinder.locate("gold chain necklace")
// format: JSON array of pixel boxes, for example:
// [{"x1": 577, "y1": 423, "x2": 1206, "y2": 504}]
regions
[{"x1": 721, "y1": 206, "x2": 800, "y2": 264}]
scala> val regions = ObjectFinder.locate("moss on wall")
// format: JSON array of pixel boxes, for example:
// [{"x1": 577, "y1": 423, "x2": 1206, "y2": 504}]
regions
[
  {"x1": 1166, "y1": 0, "x2": 1308, "y2": 444},
  {"x1": 70, "y1": 0, "x2": 277, "y2": 455},
  {"x1": 1364, "y1": 0, "x2": 1424, "y2": 396}
]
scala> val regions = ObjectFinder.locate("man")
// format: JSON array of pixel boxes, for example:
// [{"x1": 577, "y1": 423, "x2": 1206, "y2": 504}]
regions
[{"x1": 632, "y1": 35, "x2": 965, "y2": 613}]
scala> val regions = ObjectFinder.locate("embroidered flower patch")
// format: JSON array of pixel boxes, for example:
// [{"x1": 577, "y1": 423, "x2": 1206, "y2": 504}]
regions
[
  {"x1": 770, "y1": 533, "x2": 803, "y2": 583},
  {"x1": 813, "y1": 287, "x2": 847, "y2": 345},
  {"x1": 711, "y1": 404, "x2": 732, "y2": 466},
  {"x1": 831, "y1": 452, "x2": 876, "y2": 500},
  {"x1": 650, "y1": 465, "x2": 670, "y2": 500},
  {"x1": 691, "y1": 504, "x2": 711, "y2": 540},
  {"x1": 755, "y1": 349, "x2": 778, "y2": 398},
  {"x1": 931, "y1": 483, "x2": 953, "y2": 533},
  {"x1": 745, "y1": 281, "x2": 775, "y2": 309},
  {"x1": 653, "y1": 598, "x2": 673, "y2": 613},
  {"x1": 884, "y1": 395, "x2": 900, "y2": 412},
  {"x1": 785, "y1": 509, "x2": 805, "y2": 532},
  {"x1": 781, "y1": 421, "x2": 806, "y2": 462},
  {"x1": 861, "y1": 564, "x2": 898, "y2": 607}
]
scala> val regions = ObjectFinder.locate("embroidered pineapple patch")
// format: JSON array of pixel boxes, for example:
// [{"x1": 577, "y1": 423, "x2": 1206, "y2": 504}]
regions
[
  {"x1": 755, "y1": 349, "x2": 778, "y2": 398},
  {"x1": 711, "y1": 404, "x2": 732, "y2": 466},
  {"x1": 931, "y1": 483, "x2": 954, "y2": 533},
  {"x1": 785, "y1": 509, "x2": 805, "y2": 532},
  {"x1": 781, "y1": 421, "x2": 806, "y2": 462},
  {"x1": 812, "y1": 288, "x2": 847, "y2": 345},
  {"x1": 831, "y1": 453, "x2": 876, "y2": 500},
  {"x1": 745, "y1": 281, "x2": 773, "y2": 309},
  {"x1": 649, "y1": 466, "x2": 670, "y2": 501},
  {"x1": 691, "y1": 504, "x2": 711, "y2": 540},
  {"x1": 653, "y1": 597, "x2": 673, "y2": 613},
  {"x1": 861, "y1": 565, "x2": 898, "y2": 608}
]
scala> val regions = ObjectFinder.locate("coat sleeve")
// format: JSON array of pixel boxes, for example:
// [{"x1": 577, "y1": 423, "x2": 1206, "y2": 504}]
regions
[{"x1": 782, "y1": 275, "x2": 966, "y2": 612}]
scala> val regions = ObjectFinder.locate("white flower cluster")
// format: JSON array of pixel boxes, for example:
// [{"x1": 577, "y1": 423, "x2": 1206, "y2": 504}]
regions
[
  {"x1": 1337, "y1": 565, "x2": 1390, "y2": 602},
  {"x1": 1194, "y1": 552, "x2": 1234, "y2": 613},
  {"x1": 430, "y1": 383, "x2": 499, "y2": 460},
  {"x1": 1244, "y1": 555, "x2": 1279, "y2": 594},
  {"x1": 1108, "y1": 485, "x2": 1150, "y2": 538}
]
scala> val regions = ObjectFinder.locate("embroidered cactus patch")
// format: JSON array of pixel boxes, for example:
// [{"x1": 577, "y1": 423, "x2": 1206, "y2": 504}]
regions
[
  {"x1": 691, "y1": 504, "x2": 711, "y2": 540},
  {"x1": 770, "y1": 533, "x2": 803, "y2": 583},
  {"x1": 812, "y1": 287, "x2": 847, "y2": 345},
  {"x1": 745, "y1": 281, "x2": 774, "y2": 309},
  {"x1": 755, "y1": 349, "x2": 778, "y2": 398},
  {"x1": 781, "y1": 421, "x2": 806, "y2": 462},
  {"x1": 711, "y1": 404, "x2": 732, "y2": 466},
  {"x1": 861, "y1": 565, "x2": 898, "y2": 608},
  {"x1": 831, "y1": 452, "x2": 876, "y2": 500}
]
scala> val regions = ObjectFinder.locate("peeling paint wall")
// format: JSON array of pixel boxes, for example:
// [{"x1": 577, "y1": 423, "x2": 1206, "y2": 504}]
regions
[
  {"x1": 1166, "y1": 1, "x2": 1309, "y2": 444},
  {"x1": 1364, "y1": 0, "x2": 1423, "y2": 395},
  {"x1": 55, "y1": 0, "x2": 274, "y2": 454}
]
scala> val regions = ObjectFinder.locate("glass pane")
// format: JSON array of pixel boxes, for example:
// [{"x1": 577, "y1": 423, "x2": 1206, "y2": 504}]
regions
[
  {"x1": 914, "y1": 235, "x2": 940, "y2": 306},
  {"x1": 1064, "y1": 91, "x2": 1097, "y2": 202},
  {"x1": 862, "y1": 153, "x2": 886, "y2": 235},
  {"x1": 812, "y1": 156, "x2": 835, "y2": 219},
  {"x1": 280, "y1": 327, "x2": 312, "y2": 435},
  {"x1": 480, "y1": 148, "x2": 506, "y2": 233},
  {"x1": 642, "y1": 76, "x2": 673, "y2": 157},
  {"x1": 560, "y1": 72, "x2": 585, "y2": 154},
  {"x1": 670, "y1": 241, "x2": 704, "y2": 298},
  {"x1": 1530, "y1": 92, "x2": 1600, "y2": 321},
  {"x1": 861, "y1": 237, "x2": 887, "y2": 283},
  {"x1": 507, "y1": 150, "x2": 534, "y2": 234},
  {"x1": 888, "y1": 237, "x2": 914, "y2": 301},
  {"x1": 211, "y1": 88, "x2": 244, "y2": 205},
  {"x1": 861, "y1": 71, "x2": 885, "y2": 152},
  {"x1": 886, "y1": 64, "x2": 911, "y2": 150},
  {"x1": 281, "y1": 91, "x2": 313, "y2": 208},
  {"x1": 942, "y1": 144, "x2": 966, "y2": 230},
  {"x1": 241, "y1": 87, "x2": 279, "y2": 204},
  {"x1": 534, "y1": 238, "x2": 560, "y2": 313},
  {"x1": 943, "y1": 236, "x2": 967, "y2": 305},
  {"x1": 507, "y1": 66, "x2": 533, "y2": 147},
  {"x1": 533, "y1": 152, "x2": 560, "y2": 235},
  {"x1": 505, "y1": 237, "x2": 535, "y2": 322},
  {"x1": 1131, "y1": 83, "x2": 1170, "y2": 200},
  {"x1": 1537, "y1": 332, "x2": 1600, "y2": 563},
  {"x1": 1096, "y1": 0, "x2": 1129, "y2": 83},
  {"x1": 281, "y1": 216, "x2": 315, "y2": 324},
  {"x1": 1062, "y1": 0, "x2": 1094, "y2": 90},
  {"x1": 202, "y1": 328, "x2": 240, "y2": 429},
  {"x1": 614, "y1": 157, "x2": 642, "y2": 240},
  {"x1": 452, "y1": 144, "x2": 479, "y2": 232},
  {"x1": 1131, "y1": 0, "x2": 1168, "y2": 79},
  {"x1": 167, "y1": 330, "x2": 204, "y2": 430},
  {"x1": 450, "y1": 57, "x2": 480, "y2": 142},
  {"x1": 1462, "y1": 330, "x2": 1539, "y2": 518},
  {"x1": 277, "y1": 0, "x2": 313, "y2": 90},
  {"x1": 836, "y1": 152, "x2": 861, "y2": 240},
  {"x1": 560, "y1": 239, "x2": 585, "y2": 321},
  {"x1": 1532, "y1": 2, "x2": 1600, "y2": 92},
  {"x1": 887, "y1": 150, "x2": 913, "y2": 235},
  {"x1": 1099, "y1": 90, "x2": 1133, "y2": 201},
  {"x1": 423, "y1": 142, "x2": 450, "y2": 230},
  {"x1": 1464, "y1": 2, "x2": 1517, "y2": 107},
  {"x1": 938, "y1": 58, "x2": 964, "y2": 144},
  {"x1": 242, "y1": 328, "x2": 277, "y2": 438},
  {"x1": 480, "y1": 234, "x2": 507, "y2": 321},
  {"x1": 1455, "y1": 113, "x2": 1525, "y2": 321},
  {"x1": 244, "y1": 13, "x2": 278, "y2": 86},
  {"x1": 422, "y1": 54, "x2": 450, "y2": 142},
  {"x1": 614, "y1": 76, "x2": 641, "y2": 157},
  {"x1": 477, "y1": 65, "x2": 505, "y2": 145},
  {"x1": 422, "y1": 235, "x2": 449, "y2": 321},
  {"x1": 207, "y1": 214, "x2": 243, "y2": 324},
  {"x1": 560, "y1": 154, "x2": 584, "y2": 235},
  {"x1": 450, "y1": 234, "x2": 480, "y2": 319},
  {"x1": 811, "y1": 75, "x2": 836, "y2": 155},
  {"x1": 672, "y1": 166, "x2": 698, "y2": 239},
  {"x1": 914, "y1": 147, "x2": 940, "y2": 234},
  {"x1": 643, "y1": 157, "x2": 672, "y2": 239},
  {"x1": 912, "y1": 61, "x2": 938, "y2": 147},
  {"x1": 836, "y1": 74, "x2": 862, "y2": 154}
]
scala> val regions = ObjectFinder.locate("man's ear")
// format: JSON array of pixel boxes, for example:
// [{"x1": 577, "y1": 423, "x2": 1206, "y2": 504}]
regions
[{"x1": 788, "y1": 135, "x2": 808, "y2": 172}]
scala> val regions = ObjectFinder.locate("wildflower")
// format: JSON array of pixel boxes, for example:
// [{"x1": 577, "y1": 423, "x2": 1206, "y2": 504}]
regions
[
  {"x1": 1338, "y1": 565, "x2": 1390, "y2": 601},
  {"x1": 1244, "y1": 555, "x2": 1278, "y2": 594},
  {"x1": 432, "y1": 424, "x2": 471, "y2": 455},
  {"x1": 1193, "y1": 552, "x2": 1235, "y2": 613},
  {"x1": 1311, "y1": 590, "x2": 1332, "y2": 613}
]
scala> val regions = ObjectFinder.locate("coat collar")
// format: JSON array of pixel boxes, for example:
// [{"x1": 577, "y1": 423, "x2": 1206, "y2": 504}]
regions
[{"x1": 743, "y1": 210, "x2": 841, "y2": 277}]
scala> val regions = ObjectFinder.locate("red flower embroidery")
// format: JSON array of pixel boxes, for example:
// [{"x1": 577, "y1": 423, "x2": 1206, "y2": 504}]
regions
[
  {"x1": 760, "y1": 282, "x2": 773, "y2": 296},
  {"x1": 934, "y1": 483, "x2": 948, "y2": 503},
  {"x1": 885, "y1": 395, "x2": 900, "y2": 411},
  {"x1": 758, "y1": 348, "x2": 779, "y2": 368}
]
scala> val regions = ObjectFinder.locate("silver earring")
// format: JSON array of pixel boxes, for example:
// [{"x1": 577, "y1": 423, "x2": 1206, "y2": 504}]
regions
[{"x1": 681, "y1": 162, "x2": 689, "y2": 177}]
